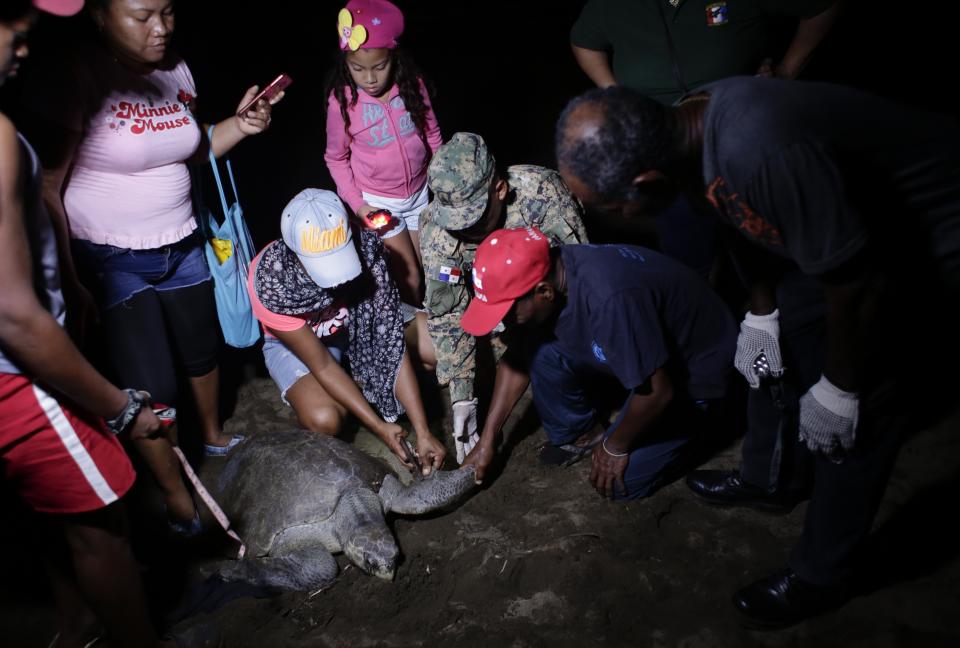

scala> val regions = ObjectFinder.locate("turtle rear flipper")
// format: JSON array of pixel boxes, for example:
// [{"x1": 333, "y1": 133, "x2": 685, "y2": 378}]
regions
[
  {"x1": 380, "y1": 466, "x2": 477, "y2": 515},
  {"x1": 218, "y1": 547, "x2": 338, "y2": 591}
]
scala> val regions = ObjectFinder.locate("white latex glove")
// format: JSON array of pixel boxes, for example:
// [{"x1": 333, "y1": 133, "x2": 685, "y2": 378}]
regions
[
  {"x1": 799, "y1": 375, "x2": 859, "y2": 461},
  {"x1": 734, "y1": 310, "x2": 784, "y2": 389},
  {"x1": 452, "y1": 398, "x2": 480, "y2": 464},
  {"x1": 316, "y1": 307, "x2": 348, "y2": 337}
]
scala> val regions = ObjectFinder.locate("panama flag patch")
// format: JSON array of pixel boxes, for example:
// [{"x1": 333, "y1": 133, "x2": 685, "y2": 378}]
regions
[
  {"x1": 706, "y1": 2, "x2": 728, "y2": 26},
  {"x1": 437, "y1": 265, "x2": 462, "y2": 284}
]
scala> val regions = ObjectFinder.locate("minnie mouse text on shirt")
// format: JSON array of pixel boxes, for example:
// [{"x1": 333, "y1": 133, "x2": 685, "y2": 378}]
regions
[{"x1": 108, "y1": 95, "x2": 192, "y2": 135}]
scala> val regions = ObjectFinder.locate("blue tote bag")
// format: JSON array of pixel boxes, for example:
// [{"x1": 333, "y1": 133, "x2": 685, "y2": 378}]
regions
[{"x1": 197, "y1": 125, "x2": 261, "y2": 348}]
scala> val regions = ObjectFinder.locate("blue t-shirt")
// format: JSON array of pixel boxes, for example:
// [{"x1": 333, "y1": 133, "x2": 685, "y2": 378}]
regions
[{"x1": 554, "y1": 244, "x2": 736, "y2": 400}]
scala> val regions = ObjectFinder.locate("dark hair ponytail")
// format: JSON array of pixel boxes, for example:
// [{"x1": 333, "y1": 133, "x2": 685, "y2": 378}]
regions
[
  {"x1": 324, "y1": 47, "x2": 435, "y2": 151},
  {"x1": 391, "y1": 48, "x2": 434, "y2": 152}
]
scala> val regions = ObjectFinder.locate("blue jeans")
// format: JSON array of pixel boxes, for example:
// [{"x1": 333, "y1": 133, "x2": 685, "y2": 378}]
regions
[
  {"x1": 72, "y1": 232, "x2": 219, "y2": 405},
  {"x1": 72, "y1": 232, "x2": 211, "y2": 310},
  {"x1": 529, "y1": 340, "x2": 711, "y2": 500}
]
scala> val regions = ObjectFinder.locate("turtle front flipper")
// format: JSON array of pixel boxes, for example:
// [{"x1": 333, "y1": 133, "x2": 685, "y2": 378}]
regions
[
  {"x1": 379, "y1": 466, "x2": 477, "y2": 516},
  {"x1": 218, "y1": 547, "x2": 338, "y2": 591}
]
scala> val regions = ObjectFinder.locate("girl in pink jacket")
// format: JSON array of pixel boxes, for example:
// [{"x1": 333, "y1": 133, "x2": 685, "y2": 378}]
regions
[{"x1": 324, "y1": 0, "x2": 442, "y2": 314}]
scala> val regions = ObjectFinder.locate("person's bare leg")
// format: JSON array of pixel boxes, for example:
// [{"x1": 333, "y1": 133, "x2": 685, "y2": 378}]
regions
[
  {"x1": 404, "y1": 312, "x2": 436, "y2": 372},
  {"x1": 285, "y1": 374, "x2": 347, "y2": 436},
  {"x1": 45, "y1": 544, "x2": 100, "y2": 648},
  {"x1": 62, "y1": 504, "x2": 158, "y2": 648},
  {"x1": 188, "y1": 367, "x2": 233, "y2": 448},
  {"x1": 130, "y1": 435, "x2": 195, "y2": 523},
  {"x1": 409, "y1": 229, "x2": 423, "y2": 264},
  {"x1": 381, "y1": 229, "x2": 424, "y2": 307}
]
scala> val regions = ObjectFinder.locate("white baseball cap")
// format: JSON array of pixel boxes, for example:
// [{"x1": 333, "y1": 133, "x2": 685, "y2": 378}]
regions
[{"x1": 280, "y1": 189, "x2": 362, "y2": 288}]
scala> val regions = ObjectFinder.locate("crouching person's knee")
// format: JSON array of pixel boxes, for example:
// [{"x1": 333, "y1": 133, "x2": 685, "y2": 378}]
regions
[{"x1": 299, "y1": 406, "x2": 343, "y2": 436}]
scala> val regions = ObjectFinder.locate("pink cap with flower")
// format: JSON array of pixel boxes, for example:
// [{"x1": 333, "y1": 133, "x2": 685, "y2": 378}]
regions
[{"x1": 337, "y1": 0, "x2": 404, "y2": 52}]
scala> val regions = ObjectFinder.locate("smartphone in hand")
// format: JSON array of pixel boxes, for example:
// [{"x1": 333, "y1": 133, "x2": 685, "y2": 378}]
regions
[{"x1": 237, "y1": 73, "x2": 292, "y2": 116}]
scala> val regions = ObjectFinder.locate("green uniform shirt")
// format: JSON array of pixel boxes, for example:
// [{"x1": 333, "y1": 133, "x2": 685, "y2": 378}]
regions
[
  {"x1": 571, "y1": 0, "x2": 835, "y2": 104},
  {"x1": 421, "y1": 165, "x2": 588, "y2": 403}
]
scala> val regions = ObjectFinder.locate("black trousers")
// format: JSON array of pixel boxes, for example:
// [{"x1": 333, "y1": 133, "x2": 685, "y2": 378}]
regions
[
  {"x1": 739, "y1": 271, "x2": 824, "y2": 493},
  {"x1": 101, "y1": 282, "x2": 220, "y2": 406},
  {"x1": 740, "y1": 266, "x2": 955, "y2": 585},
  {"x1": 789, "y1": 404, "x2": 905, "y2": 585}
]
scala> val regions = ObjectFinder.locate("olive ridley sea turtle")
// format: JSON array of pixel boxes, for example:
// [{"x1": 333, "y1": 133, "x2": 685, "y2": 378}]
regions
[{"x1": 214, "y1": 429, "x2": 476, "y2": 590}]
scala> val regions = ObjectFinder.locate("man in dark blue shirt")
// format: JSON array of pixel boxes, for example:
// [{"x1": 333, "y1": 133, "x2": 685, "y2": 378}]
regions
[{"x1": 459, "y1": 227, "x2": 736, "y2": 500}]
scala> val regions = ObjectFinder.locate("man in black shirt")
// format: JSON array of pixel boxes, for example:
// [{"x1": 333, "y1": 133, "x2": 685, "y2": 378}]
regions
[
  {"x1": 554, "y1": 79, "x2": 960, "y2": 628},
  {"x1": 459, "y1": 227, "x2": 736, "y2": 500}
]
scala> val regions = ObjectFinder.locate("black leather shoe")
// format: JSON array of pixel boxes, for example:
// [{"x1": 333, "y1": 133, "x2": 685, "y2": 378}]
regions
[
  {"x1": 732, "y1": 568, "x2": 850, "y2": 630},
  {"x1": 685, "y1": 470, "x2": 802, "y2": 514}
]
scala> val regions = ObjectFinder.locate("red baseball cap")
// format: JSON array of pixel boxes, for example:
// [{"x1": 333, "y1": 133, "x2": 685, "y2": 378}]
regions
[
  {"x1": 461, "y1": 227, "x2": 551, "y2": 336},
  {"x1": 33, "y1": 0, "x2": 84, "y2": 16}
]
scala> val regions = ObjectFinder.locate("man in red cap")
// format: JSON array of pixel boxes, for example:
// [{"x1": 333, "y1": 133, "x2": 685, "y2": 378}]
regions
[{"x1": 460, "y1": 227, "x2": 737, "y2": 499}]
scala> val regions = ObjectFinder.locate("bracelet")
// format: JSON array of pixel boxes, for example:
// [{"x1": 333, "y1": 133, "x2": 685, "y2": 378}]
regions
[
  {"x1": 105, "y1": 389, "x2": 148, "y2": 436},
  {"x1": 601, "y1": 439, "x2": 629, "y2": 458}
]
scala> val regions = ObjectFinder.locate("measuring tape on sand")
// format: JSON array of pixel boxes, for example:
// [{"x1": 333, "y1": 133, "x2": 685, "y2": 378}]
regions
[
  {"x1": 172, "y1": 446, "x2": 247, "y2": 559},
  {"x1": 155, "y1": 405, "x2": 246, "y2": 559}
]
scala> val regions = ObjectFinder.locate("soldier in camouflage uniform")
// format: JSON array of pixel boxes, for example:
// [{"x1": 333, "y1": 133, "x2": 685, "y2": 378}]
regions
[{"x1": 419, "y1": 132, "x2": 588, "y2": 462}]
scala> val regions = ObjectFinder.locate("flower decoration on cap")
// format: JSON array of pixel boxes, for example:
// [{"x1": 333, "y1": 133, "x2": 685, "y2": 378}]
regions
[
  {"x1": 337, "y1": 0, "x2": 404, "y2": 51},
  {"x1": 338, "y1": 8, "x2": 368, "y2": 51}
]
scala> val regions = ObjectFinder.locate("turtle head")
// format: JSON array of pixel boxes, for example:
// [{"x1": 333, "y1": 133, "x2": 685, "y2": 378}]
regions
[{"x1": 344, "y1": 524, "x2": 398, "y2": 581}]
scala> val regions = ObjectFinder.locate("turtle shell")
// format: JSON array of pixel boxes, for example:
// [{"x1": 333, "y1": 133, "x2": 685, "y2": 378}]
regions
[{"x1": 216, "y1": 429, "x2": 390, "y2": 556}]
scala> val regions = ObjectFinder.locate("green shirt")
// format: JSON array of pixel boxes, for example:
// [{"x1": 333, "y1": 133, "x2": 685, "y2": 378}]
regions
[{"x1": 571, "y1": 0, "x2": 835, "y2": 104}]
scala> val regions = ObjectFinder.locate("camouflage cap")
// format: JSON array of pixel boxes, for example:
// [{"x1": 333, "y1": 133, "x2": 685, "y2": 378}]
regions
[{"x1": 427, "y1": 132, "x2": 496, "y2": 231}]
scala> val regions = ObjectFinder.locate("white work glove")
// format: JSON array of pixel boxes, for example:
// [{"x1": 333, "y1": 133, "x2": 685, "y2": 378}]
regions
[
  {"x1": 799, "y1": 375, "x2": 859, "y2": 461},
  {"x1": 452, "y1": 398, "x2": 480, "y2": 464},
  {"x1": 316, "y1": 307, "x2": 348, "y2": 337},
  {"x1": 734, "y1": 310, "x2": 784, "y2": 389}
]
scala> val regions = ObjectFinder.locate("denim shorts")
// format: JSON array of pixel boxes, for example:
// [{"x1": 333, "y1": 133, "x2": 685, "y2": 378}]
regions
[
  {"x1": 72, "y1": 232, "x2": 211, "y2": 310},
  {"x1": 263, "y1": 336, "x2": 345, "y2": 406}
]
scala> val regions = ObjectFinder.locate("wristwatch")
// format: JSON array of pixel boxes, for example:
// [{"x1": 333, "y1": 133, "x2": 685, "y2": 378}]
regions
[{"x1": 105, "y1": 389, "x2": 148, "y2": 436}]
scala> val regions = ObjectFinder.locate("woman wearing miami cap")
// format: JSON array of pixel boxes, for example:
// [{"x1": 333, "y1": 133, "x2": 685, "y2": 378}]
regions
[{"x1": 247, "y1": 189, "x2": 446, "y2": 475}]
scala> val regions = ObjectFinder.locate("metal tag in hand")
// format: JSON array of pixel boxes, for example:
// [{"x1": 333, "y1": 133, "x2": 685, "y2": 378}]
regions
[{"x1": 401, "y1": 437, "x2": 424, "y2": 480}]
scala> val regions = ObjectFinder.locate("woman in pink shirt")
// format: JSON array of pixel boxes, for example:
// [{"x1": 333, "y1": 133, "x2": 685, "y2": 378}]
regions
[
  {"x1": 324, "y1": 0, "x2": 442, "y2": 331},
  {"x1": 37, "y1": 0, "x2": 282, "y2": 532}
]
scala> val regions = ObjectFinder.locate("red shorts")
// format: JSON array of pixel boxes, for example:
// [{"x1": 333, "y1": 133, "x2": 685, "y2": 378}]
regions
[{"x1": 0, "y1": 373, "x2": 136, "y2": 514}]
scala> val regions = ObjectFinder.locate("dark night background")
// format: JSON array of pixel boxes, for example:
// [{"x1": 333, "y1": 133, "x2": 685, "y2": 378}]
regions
[
  {"x1": 4, "y1": 0, "x2": 957, "y2": 251},
  {"x1": 3, "y1": 3, "x2": 960, "y2": 644}
]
